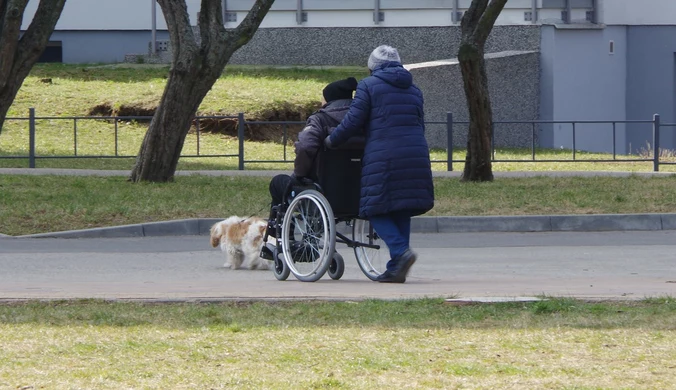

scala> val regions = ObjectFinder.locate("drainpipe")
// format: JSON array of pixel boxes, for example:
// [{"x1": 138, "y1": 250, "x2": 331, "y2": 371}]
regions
[
  {"x1": 296, "y1": 0, "x2": 303, "y2": 25},
  {"x1": 565, "y1": 0, "x2": 572, "y2": 23},
  {"x1": 374, "y1": 0, "x2": 380, "y2": 25},
  {"x1": 151, "y1": 0, "x2": 157, "y2": 54}
]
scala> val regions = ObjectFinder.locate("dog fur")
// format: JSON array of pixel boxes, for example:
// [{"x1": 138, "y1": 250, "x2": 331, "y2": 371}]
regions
[{"x1": 209, "y1": 216, "x2": 270, "y2": 270}]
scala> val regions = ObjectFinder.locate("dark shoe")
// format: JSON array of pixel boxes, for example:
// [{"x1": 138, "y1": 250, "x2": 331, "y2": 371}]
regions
[
  {"x1": 375, "y1": 270, "x2": 406, "y2": 283},
  {"x1": 394, "y1": 249, "x2": 417, "y2": 279}
]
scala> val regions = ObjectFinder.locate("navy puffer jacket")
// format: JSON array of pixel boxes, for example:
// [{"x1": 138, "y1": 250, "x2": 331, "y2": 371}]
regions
[{"x1": 328, "y1": 62, "x2": 434, "y2": 217}]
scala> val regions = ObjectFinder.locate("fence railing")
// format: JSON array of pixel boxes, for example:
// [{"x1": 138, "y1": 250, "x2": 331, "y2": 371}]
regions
[
  {"x1": 446, "y1": 113, "x2": 676, "y2": 172},
  {"x1": 2, "y1": 109, "x2": 675, "y2": 171}
]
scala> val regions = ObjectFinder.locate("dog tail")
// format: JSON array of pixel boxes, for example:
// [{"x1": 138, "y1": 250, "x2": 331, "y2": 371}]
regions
[{"x1": 210, "y1": 223, "x2": 222, "y2": 248}]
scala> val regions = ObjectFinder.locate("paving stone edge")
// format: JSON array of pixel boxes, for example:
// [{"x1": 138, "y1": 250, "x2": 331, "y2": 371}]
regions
[{"x1": 3, "y1": 213, "x2": 676, "y2": 239}]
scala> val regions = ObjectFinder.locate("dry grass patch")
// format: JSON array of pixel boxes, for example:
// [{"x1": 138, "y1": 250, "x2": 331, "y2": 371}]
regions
[
  {"x1": 2, "y1": 326, "x2": 674, "y2": 389},
  {"x1": 1, "y1": 299, "x2": 675, "y2": 389}
]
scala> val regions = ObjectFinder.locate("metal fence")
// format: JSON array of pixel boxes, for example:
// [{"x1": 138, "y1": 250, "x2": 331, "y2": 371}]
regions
[
  {"x1": 2, "y1": 109, "x2": 675, "y2": 171},
  {"x1": 446, "y1": 113, "x2": 676, "y2": 172}
]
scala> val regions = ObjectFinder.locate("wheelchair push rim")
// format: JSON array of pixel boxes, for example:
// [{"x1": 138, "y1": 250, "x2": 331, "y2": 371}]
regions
[
  {"x1": 352, "y1": 218, "x2": 388, "y2": 281},
  {"x1": 280, "y1": 190, "x2": 336, "y2": 282}
]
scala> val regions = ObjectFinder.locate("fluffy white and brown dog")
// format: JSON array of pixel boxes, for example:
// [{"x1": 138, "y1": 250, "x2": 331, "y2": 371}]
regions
[{"x1": 209, "y1": 216, "x2": 270, "y2": 270}]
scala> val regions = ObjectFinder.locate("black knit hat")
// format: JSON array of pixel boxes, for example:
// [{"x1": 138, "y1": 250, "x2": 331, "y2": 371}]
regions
[{"x1": 322, "y1": 77, "x2": 358, "y2": 103}]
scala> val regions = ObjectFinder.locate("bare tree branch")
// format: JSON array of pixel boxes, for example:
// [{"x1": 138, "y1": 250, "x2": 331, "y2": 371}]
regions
[
  {"x1": 0, "y1": 0, "x2": 29, "y2": 88},
  {"x1": 199, "y1": 0, "x2": 227, "y2": 65},
  {"x1": 230, "y1": 0, "x2": 275, "y2": 49},
  {"x1": 157, "y1": 0, "x2": 198, "y2": 70},
  {"x1": 15, "y1": 0, "x2": 67, "y2": 67},
  {"x1": 460, "y1": 0, "x2": 487, "y2": 38},
  {"x1": 474, "y1": 0, "x2": 508, "y2": 45}
]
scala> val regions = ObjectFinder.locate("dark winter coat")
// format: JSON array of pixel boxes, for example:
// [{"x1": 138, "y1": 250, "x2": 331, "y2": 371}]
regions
[
  {"x1": 327, "y1": 61, "x2": 434, "y2": 218},
  {"x1": 294, "y1": 99, "x2": 352, "y2": 180}
]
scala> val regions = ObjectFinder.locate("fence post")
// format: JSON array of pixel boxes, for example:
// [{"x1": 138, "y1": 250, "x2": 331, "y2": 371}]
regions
[
  {"x1": 29, "y1": 108, "x2": 36, "y2": 168},
  {"x1": 653, "y1": 113, "x2": 660, "y2": 172},
  {"x1": 446, "y1": 112, "x2": 453, "y2": 171},
  {"x1": 238, "y1": 112, "x2": 245, "y2": 170}
]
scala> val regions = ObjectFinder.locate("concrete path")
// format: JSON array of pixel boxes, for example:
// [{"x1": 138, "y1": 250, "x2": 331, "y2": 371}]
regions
[
  {"x1": 1, "y1": 231, "x2": 674, "y2": 302},
  {"x1": 2, "y1": 168, "x2": 675, "y2": 302}
]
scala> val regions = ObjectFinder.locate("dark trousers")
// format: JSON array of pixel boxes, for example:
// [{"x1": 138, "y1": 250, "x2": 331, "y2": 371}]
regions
[
  {"x1": 267, "y1": 174, "x2": 293, "y2": 238},
  {"x1": 269, "y1": 174, "x2": 293, "y2": 207},
  {"x1": 368, "y1": 210, "x2": 412, "y2": 272}
]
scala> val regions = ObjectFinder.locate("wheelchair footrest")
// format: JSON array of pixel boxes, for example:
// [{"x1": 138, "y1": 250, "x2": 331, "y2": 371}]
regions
[{"x1": 259, "y1": 242, "x2": 275, "y2": 261}]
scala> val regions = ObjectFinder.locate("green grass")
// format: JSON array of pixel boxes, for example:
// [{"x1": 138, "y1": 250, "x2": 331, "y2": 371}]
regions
[
  {"x1": 3, "y1": 63, "x2": 676, "y2": 172},
  {"x1": 2, "y1": 174, "x2": 676, "y2": 236},
  {"x1": 1, "y1": 298, "x2": 675, "y2": 389},
  {"x1": 7, "y1": 63, "x2": 369, "y2": 118}
]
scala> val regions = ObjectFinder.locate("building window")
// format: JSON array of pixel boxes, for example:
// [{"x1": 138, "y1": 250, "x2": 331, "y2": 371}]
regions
[
  {"x1": 225, "y1": 12, "x2": 237, "y2": 22},
  {"x1": 38, "y1": 41, "x2": 62, "y2": 63},
  {"x1": 609, "y1": 40, "x2": 615, "y2": 55},
  {"x1": 586, "y1": 11, "x2": 595, "y2": 23}
]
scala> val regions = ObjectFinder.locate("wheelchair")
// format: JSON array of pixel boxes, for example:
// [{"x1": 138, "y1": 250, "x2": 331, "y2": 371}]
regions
[{"x1": 261, "y1": 138, "x2": 389, "y2": 282}]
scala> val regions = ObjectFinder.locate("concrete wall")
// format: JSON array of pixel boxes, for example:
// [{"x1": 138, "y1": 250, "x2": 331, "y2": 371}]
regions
[
  {"x1": 626, "y1": 26, "x2": 676, "y2": 153},
  {"x1": 47, "y1": 25, "x2": 540, "y2": 66},
  {"x1": 229, "y1": 25, "x2": 541, "y2": 66},
  {"x1": 407, "y1": 51, "x2": 540, "y2": 150},
  {"x1": 539, "y1": 25, "x2": 628, "y2": 153}
]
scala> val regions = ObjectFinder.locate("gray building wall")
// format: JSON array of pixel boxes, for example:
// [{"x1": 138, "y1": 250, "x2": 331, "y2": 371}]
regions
[
  {"x1": 49, "y1": 26, "x2": 540, "y2": 66},
  {"x1": 408, "y1": 51, "x2": 541, "y2": 150},
  {"x1": 50, "y1": 30, "x2": 169, "y2": 64},
  {"x1": 626, "y1": 26, "x2": 676, "y2": 153},
  {"x1": 539, "y1": 25, "x2": 628, "y2": 153}
]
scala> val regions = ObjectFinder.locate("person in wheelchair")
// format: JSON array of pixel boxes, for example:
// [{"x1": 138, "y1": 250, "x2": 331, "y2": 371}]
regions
[
  {"x1": 263, "y1": 77, "x2": 359, "y2": 262},
  {"x1": 323, "y1": 45, "x2": 434, "y2": 283}
]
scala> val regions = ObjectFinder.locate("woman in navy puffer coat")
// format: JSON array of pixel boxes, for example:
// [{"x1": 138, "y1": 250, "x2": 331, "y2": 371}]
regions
[{"x1": 325, "y1": 45, "x2": 434, "y2": 283}]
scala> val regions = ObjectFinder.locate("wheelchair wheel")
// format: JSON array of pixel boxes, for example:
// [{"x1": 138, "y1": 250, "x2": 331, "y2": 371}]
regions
[
  {"x1": 272, "y1": 247, "x2": 289, "y2": 281},
  {"x1": 328, "y1": 252, "x2": 345, "y2": 280},
  {"x1": 352, "y1": 218, "x2": 388, "y2": 281},
  {"x1": 280, "y1": 190, "x2": 336, "y2": 282}
]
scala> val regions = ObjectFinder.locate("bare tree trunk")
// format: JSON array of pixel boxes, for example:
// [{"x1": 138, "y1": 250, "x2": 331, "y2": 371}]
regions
[
  {"x1": 129, "y1": 0, "x2": 275, "y2": 182},
  {"x1": 0, "y1": 0, "x2": 67, "y2": 133},
  {"x1": 458, "y1": 0, "x2": 507, "y2": 182}
]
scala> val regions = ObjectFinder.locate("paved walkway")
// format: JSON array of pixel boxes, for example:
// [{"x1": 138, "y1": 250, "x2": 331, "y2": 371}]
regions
[
  {"x1": 1, "y1": 231, "x2": 675, "y2": 302},
  {"x1": 1, "y1": 168, "x2": 675, "y2": 302}
]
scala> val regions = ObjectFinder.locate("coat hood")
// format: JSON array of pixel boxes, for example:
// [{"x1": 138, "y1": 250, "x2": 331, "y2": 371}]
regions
[
  {"x1": 318, "y1": 98, "x2": 352, "y2": 123},
  {"x1": 372, "y1": 62, "x2": 412, "y2": 89}
]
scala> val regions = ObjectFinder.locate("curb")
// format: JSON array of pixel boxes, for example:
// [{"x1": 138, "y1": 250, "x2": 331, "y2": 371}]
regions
[
  {"x1": 1, "y1": 168, "x2": 675, "y2": 178},
  {"x1": 4, "y1": 213, "x2": 676, "y2": 239}
]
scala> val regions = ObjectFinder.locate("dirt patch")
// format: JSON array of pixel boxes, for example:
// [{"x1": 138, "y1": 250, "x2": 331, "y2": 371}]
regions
[
  {"x1": 87, "y1": 101, "x2": 321, "y2": 143},
  {"x1": 87, "y1": 102, "x2": 156, "y2": 119}
]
